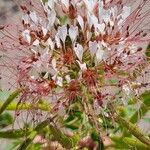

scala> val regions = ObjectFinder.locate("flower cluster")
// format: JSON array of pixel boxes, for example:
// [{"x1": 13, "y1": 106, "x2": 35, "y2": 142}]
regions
[{"x1": 0, "y1": 0, "x2": 150, "y2": 123}]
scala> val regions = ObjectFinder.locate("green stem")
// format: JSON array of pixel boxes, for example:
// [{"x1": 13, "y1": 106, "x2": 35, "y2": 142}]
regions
[
  {"x1": 0, "y1": 101, "x2": 50, "y2": 111},
  {"x1": 123, "y1": 137, "x2": 150, "y2": 150},
  {"x1": 115, "y1": 114, "x2": 150, "y2": 146}
]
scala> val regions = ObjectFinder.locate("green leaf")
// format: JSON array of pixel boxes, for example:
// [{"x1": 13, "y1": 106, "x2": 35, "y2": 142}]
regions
[
  {"x1": 130, "y1": 91, "x2": 150, "y2": 123},
  {"x1": 4, "y1": 140, "x2": 21, "y2": 150},
  {"x1": 115, "y1": 115, "x2": 150, "y2": 146},
  {"x1": 0, "y1": 129, "x2": 28, "y2": 139},
  {"x1": 123, "y1": 137, "x2": 150, "y2": 150},
  {"x1": 143, "y1": 118, "x2": 150, "y2": 123},
  {"x1": 0, "y1": 112, "x2": 13, "y2": 129},
  {"x1": 0, "y1": 89, "x2": 22, "y2": 115},
  {"x1": 146, "y1": 44, "x2": 150, "y2": 59}
]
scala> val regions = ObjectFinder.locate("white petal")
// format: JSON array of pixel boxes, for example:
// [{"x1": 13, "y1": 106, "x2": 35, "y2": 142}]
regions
[
  {"x1": 77, "y1": 15, "x2": 84, "y2": 31},
  {"x1": 61, "y1": 0, "x2": 69, "y2": 8},
  {"x1": 46, "y1": 38, "x2": 54, "y2": 50},
  {"x1": 58, "y1": 105, "x2": 65, "y2": 116},
  {"x1": 33, "y1": 39, "x2": 39, "y2": 46},
  {"x1": 47, "y1": 10, "x2": 56, "y2": 28},
  {"x1": 29, "y1": 11, "x2": 38, "y2": 24},
  {"x1": 96, "y1": 23, "x2": 105, "y2": 35},
  {"x1": 122, "y1": 6, "x2": 131, "y2": 20},
  {"x1": 74, "y1": 44, "x2": 83, "y2": 62},
  {"x1": 42, "y1": 27, "x2": 48, "y2": 36},
  {"x1": 89, "y1": 41, "x2": 97, "y2": 57},
  {"x1": 55, "y1": 33, "x2": 61, "y2": 48},
  {"x1": 52, "y1": 58, "x2": 57, "y2": 69},
  {"x1": 58, "y1": 25, "x2": 67, "y2": 43},
  {"x1": 65, "y1": 75, "x2": 71, "y2": 83},
  {"x1": 22, "y1": 30, "x2": 31, "y2": 43},
  {"x1": 22, "y1": 14, "x2": 29, "y2": 24},
  {"x1": 48, "y1": 0, "x2": 55, "y2": 9},
  {"x1": 56, "y1": 76, "x2": 63, "y2": 87},
  {"x1": 69, "y1": 25, "x2": 78, "y2": 43},
  {"x1": 96, "y1": 47, "x2": 104, "y2": 63},
  {"x1": 76, "y1": 60, "x2": 87, "y2": 71}
]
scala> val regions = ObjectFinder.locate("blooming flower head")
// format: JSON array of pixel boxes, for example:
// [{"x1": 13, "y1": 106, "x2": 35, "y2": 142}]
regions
[{"x1": 0, "y1": 0, "x2": 150, "y2": 141}]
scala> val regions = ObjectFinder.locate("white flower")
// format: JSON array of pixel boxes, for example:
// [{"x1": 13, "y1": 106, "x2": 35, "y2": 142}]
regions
[
  {"x1": 89, "y1": 41, "x2": 97, "y2": 57},
  {"x1": 69, "y1": 25, "x2": 78, "y2": 43},
  {"x1": 77, "y1": 15, "x2": 84, "y2": 31},
  {"x1": 29, "y1": 11, "x2": 38, "y2": 24},
  {"x1": 74, "y1": 44, "x2": 83, "y2": 62},
  {"x1": 22, "y1": 30, "x2": 31, "y2": 44},
  {"x1": 58, "y1": 25, "x2": 67, "y2": 43}
]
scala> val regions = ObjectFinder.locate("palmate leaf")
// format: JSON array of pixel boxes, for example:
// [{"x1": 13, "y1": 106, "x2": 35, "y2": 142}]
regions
[{"x1": 0, "y1": 89, "x2": 22, "y2": 115}]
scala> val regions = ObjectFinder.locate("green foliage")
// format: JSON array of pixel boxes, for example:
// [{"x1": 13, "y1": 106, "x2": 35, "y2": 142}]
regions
[
  {"x1": 0, "y1": 112, "x2": 13, "y2": 129},
  {"x1": 0, "y1": 89, "x2": 21, "y2": 115},
  {"x1": 146, "y1": 44, "x2": 150, "y2": 59}
]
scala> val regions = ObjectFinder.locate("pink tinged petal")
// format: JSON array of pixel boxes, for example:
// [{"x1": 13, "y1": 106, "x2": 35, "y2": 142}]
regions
[
  {"x1": 46, "y1": 38, "x2": 54, "y2": 50},
  {"x1": 55, "y1": 33, "x2": 61, "y2": 48},
  {"x1": 83, "y1": 0, "x2": 95, "y2": 13},
  {"x1": 88, "y1": 14, "x2": 98, "y2": 29},
  {"x1": 47, "y1": 10, "x2": 56, "y2": 28},
  {"x1": 29, "y1": 11, "x2": 39, "y2": 24},
  {"x1": 87, "y1": 31, "x2": 92, "y2": 41},
  {"x1": 69, "y1": 25, "x2": 78, "y2": 43},
  {"x1": 61, "y1": 0, "x2": 69, "y2": 8},
  {"x1": 89, "y1": 41, "x2": 97, "y2": 57},
  {"x1": 74, "y1": 44, "x2": 83, "y2": 62},
  {"x1": 77, "y1": 15, "x2": 84, "y2": 31},
  {"x1": 22, "y1": 30, "x2": 31, "y2": 44},
  {"x1": 76, "y1": 60, "x2": 87, "y2": 71},
  {"x1": 58, "y1": 105, "x2": 66, "y2": 116},
  {"x1": 56, "y1": 76, "x2": 63, "y2": 87},
  {"x1": 58, "y1": 25, "x2": 67, "y2": 43},
  {"x1": 65, "y1": 75, "x2": 71, "y2": 83},
  {"x1": 42, "y1": 27, "x2": 48, "y2": 36},
  {"x1": 33, "y1": 39, "x2": 39, "y2": 46},
  {"x1": 22, "y1": 14, "x2": 29, "y2": 24},
  {"x1": 96, "y1": 23, "x2": 105, "y2": 35}
]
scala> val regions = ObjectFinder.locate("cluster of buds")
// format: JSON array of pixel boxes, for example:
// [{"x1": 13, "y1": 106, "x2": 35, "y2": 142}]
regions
[{"x1": 0, "y1": 0, "x2": 150, "y2": 123}]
